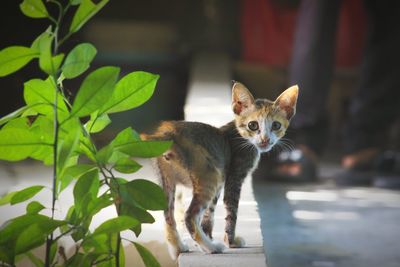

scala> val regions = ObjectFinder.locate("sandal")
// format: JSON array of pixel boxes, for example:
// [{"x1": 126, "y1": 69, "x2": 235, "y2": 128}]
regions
[{"x1": 254, "y1": 145, "x2": 318, "y2": 182}]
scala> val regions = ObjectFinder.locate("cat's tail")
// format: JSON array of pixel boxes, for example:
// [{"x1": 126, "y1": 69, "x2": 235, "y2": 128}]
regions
[{"x1": 140, "y1": 121, "x2": 175, "y2": 141}]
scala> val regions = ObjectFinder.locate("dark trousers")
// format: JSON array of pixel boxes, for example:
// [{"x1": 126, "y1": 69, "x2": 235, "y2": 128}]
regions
[{"x1": 289, "y1": 0, "x2": 400, "y2": 155}]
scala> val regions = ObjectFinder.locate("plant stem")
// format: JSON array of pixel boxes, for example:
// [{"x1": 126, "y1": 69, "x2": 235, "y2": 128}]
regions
[
  {"x1": 92, "y1": 255, "x2": 114, "y2": 265},
  {"x1": 45, "y1": 2, "x2": 64, "y2": 265},
  {"x1": 45, "y1": 75, "x2": 59, "y2": 267},
  {"x1": 52, "y1": 226, "x2": 77, "y2": 244},
  {"x1": 110, "y1": 170, "x2": 122, "y2": 267},
  {"x1": 116, "y1": 233, "x2": 121, "y2": 267}
]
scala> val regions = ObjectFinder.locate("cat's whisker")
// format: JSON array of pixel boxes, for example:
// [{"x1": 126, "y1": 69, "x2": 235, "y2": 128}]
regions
[
  {"x1": 235, "y1": 141, "x2": 255, "y2": 153},
  {"x1": 275, "y1": 139, "x2": 295, "y2": 154}
]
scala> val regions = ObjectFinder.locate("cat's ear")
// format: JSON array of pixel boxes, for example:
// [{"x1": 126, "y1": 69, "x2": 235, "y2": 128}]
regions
[
  {"x1": 232, "y1": 82, "x2": 255, "y2": 115},
  {"x1": 274, "y1": 85, "x2": 299, "y2": 120}
]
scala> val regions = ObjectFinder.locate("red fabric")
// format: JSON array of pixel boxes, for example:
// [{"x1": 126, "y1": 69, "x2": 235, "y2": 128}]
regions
[
  {"x1": 336, "y1": 0, "x2": 366, "y2": 67},
  {"x1": 241, "y1": 0, "x2": 366, "y2": 68}
]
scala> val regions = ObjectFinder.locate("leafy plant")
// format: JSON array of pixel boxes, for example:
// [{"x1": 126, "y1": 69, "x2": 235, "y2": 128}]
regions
[{"x1": 0, "y1": 1, "x2": 171, "y2": 266}]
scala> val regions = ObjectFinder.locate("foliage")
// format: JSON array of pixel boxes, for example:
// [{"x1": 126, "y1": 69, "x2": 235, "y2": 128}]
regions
[{"x1": 0, "y1": 1, "x2": 169, "y2": 266}]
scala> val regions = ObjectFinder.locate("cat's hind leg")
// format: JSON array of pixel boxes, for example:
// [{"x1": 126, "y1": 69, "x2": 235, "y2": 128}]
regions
[
  {"x1": 185, "y1": 182, "x2": 225, "y2": 254},
  {"x1": 201, "y1": 186, "x2": 222, "y2": 239},
  {"x1": 158, "y1": 160, "x2": 189, "y2": 259}
]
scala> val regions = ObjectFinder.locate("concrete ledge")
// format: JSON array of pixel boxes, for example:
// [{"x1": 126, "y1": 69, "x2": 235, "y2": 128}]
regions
[{"x1": 179, "y1": 247, "x2": 266, "y2": 267}]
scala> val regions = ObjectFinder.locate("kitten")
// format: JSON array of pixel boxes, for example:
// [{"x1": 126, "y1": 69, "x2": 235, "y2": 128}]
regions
[{"x1": 143, "y1": 82, "x2": 298, "y2": 258}]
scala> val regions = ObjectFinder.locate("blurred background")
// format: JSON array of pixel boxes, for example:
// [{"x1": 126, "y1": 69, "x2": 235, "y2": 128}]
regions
[
  {"x1": 0, "y1": 0, "x2": 373, "y2": 140},
  {"x1": 1, "y1": 0, "x2": 400, "y2": 266}
]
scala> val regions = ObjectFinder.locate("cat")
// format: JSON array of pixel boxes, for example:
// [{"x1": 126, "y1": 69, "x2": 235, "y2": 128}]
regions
[{"x1": 142, "y1": 82, "x2": 298, "y2": 258}]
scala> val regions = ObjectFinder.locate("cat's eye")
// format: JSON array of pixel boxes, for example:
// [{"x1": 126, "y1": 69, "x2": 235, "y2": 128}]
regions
[
  {"x1": 248, "y1": 121, "x2": 259, "y2": 131},
  {"x1": 272, "y1": 121, "x2": 281, "y2": 131}
]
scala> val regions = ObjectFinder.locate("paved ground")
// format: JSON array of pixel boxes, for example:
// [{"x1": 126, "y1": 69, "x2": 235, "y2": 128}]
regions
[{"x1": 253, "y1": 162, "x2": 400, "y2": 267}]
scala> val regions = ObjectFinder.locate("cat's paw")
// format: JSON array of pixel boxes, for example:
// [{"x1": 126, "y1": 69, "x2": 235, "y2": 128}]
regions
[
  {"x1": 224, "y1": 233, "x2": 246, "y2": 248},
  {"x1": 210, "y1": 241, "x2": 226, "y2": 254},
  {"x1": 231, "y1": 236, "x2": 246, "y2": 248},
  {"x1": 179, "y1": 242, "x2": 190, "y2": 253}
]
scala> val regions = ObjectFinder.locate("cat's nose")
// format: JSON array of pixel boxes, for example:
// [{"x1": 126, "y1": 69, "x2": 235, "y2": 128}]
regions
[{"x1": 260, "y1": 137, "x2": 269, "y2": 146}]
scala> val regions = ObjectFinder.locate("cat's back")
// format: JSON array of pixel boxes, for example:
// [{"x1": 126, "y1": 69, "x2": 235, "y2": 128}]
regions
[
  {"x1": 144, "y1": 121, "x2": 229, "y2": 170},
  {"x1": 152, "y1": 121, "x2": 226, "y2": 149}
]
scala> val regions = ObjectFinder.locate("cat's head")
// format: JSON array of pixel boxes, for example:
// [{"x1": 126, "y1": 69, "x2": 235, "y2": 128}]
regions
[{"x1": 231, "y1": 82, "x2": 298, "y2": 153}]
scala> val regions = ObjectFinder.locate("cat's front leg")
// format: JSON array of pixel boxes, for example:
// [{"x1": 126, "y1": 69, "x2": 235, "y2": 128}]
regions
[{"x1": 223, "y1": 177, "x2": 246, "y2": 248}]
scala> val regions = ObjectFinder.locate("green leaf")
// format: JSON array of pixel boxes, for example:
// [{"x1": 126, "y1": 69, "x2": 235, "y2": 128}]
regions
[
  {"x1": 85, "y1": 112, "x2": 111, "y2": 133},
  {"x1": 67, "y1": 252, "x2": 103, "y2": 267},
  {"x1": 70, "y1": 0, "x2": 82, "y2": 5},
  {"x1": 24, "y1": 77, "x2": 69, "y2": 119},
  {"x1": 24, "y1": 77, "x2": 69, "y2": 120},
  {"x1": 119, "y1": 242, "x2": 126, "y2": 267},
  {"x1": 70, "y1": 0, "x2": 110, "y2": 33},
  {"x1": 25, "y1": 252, "x2": 44, "y2": 267},
  {"x1": 81, "y1": 235, "x2": 108, "y2": 254},
  {"x1": 0, "y1": 244, "x2": 14, "y2": 265},
  {"x1": 133, "y1": 242, "x2": 161, "y2": 267},
  {"x1": 19, "y1": 0, "x2": 49, "y2": 18},
  {"x1": 10, "y1": 186, "x2": 44, "y2": 205},
  {"x1": 71, "y1": 224, "x2": 90, "y2": 242},
  {"x1": 114, "y1": 158, "x2": 142, "y2": 174},
  {"x1": 0, "y1": 46, "x2": 38, "y2": 77},
  {"x1": 62, "y1": 43, "x2": 97, "y2": 79},
  {"x1": 115, "y1": 140, "x2": 172, "y2": 158},
  {"x1": 112, "y1": 127, "x2": 141, "y2": 144},
  {"x1": 107, "y1": 128, "x2": 168, "y2": 159},
  {"x1": 0, "y1": 128, "x2": 50, "y2": 161},
  {"x1": 57, "y1": 125, "x2": 81, "y2": 174},
  {"x1": 73, "y1": 169, "x2": 99, "y2": 214},
  {"x1": 0, "y1": 106, "x2": 32, "y2": 126},
  {"x1": 0, "y1": 214, "x2": 59, "y2": 245},
  {"x1": 122, "y1": 179, "x2": 167, "y2": 211},
  {"x1": 120, "y1": 204, "x2": 154, "y2": 224},
  {"x1": 64, "y1": 164, "x2": 98, "y2": 178},
  {"x1": 49, "y1": 242, "x2": 58, "y2": 265},
  {"x1": 37, "y1": 31, "x2": 52, "y2": 73},
  {"x1": 3, "y1": 117, "x2": 30, "y2": 130},
  {"x1": 95, "y1": 143, "x2": 114, "y2": 164},
  {"x1": 29, "y1": 115, "x2": 54, "y2": 165},
  {"x1": 51, "y1": 53, "x2": 65, "y2": 72},
  {"x1": 78, "y1": 136, "x2": 97, "y2": 162},
  {"x1": 65, "y1": 206, "x2": 78, "y2": 226},
  {"x1": 15, "y1": 219, "x2": 66, "y2": 255},
  {"x1": 92, "y1": 216, "x2": 139, "y2": 237},
  {"x1": 70, "y1": 66, "x2": 120, "y2": 118},
  {"x1": 26, "y1": 201, "x2": 45, "y2": 214},
  {"x1": 65, "y1": 252, "x2": 99, "y2": 267},
  {"x1": 94, "y1": 127, "x2": 141, "y2": 163},
  {"x1": 37, "y1": 32, "x2": 63, "y2": 75},
  {"x1": 86, "y1": 193, "x2": 113, "y2": 218},
  {"x1": 0, "y1": 191, "x2": 17, "y2": 206},
  {"x1": 80, "y1": 235, "x2": 121, "y2": 266},
  {"x1": 100, "y1": 71, "x2": 159, "y2": 114},
  {"x1": 58, "y1": 164, "x2": 97, "y2": 193},
  {"x1": 31, "y1": 27, "x2": 51, "y2": 52}
]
